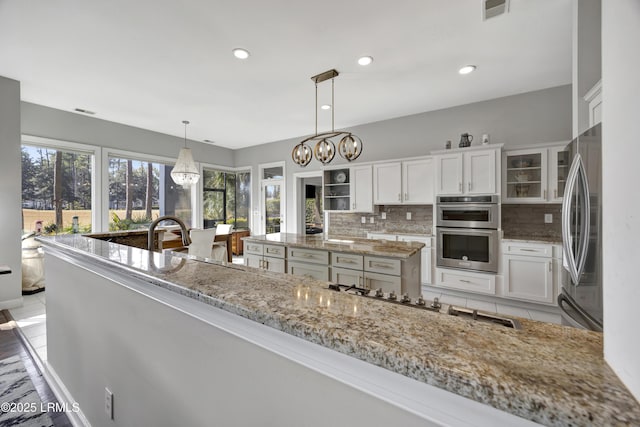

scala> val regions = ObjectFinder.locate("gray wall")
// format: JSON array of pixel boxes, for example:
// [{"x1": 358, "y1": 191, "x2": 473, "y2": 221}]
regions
[
  {"x1": 0, "y1": 76, "x2": 22, "y2": 307},
  {"x1": 572, "y1": 0, "x2": 602, "y2": 136},
  {"x1": 234, "y1": 85, "x2": 572, "y2": 233},
  {"x1": 602, "y1": 0, "x2": 640, "y2": 401},
  {"x1": 22, "y1": 102, "x2": 235, "y2": 166}
]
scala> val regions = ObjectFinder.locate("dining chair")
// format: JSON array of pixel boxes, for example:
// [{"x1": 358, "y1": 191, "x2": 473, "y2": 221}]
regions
[{"x1": 188, "y1": 228, "x2": 217, "y2": 259}]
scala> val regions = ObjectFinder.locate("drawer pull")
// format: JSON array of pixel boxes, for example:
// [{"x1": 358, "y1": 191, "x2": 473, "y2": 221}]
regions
[
  {"x1": 339, "y1": 258, "x2": 357, "y2": 264},
  {"x1": 460, "y1": 279, "x2": 471, "y2": 283},
  {"x1": 266, "y1": 248, "x2": 280, "y2": 254},
  {"x1": 519, "y1": 249, "x2": 538, "y2": 252},
  {"x1": 371, "y1": 262, "x2": 393, "y2": 269}
]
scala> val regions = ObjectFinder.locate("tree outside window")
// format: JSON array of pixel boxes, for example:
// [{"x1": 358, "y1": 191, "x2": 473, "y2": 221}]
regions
[
  {"x1": 203, "y1": 169, "x2": 250, "y2": 229},
  {"x1": 21, "y1": 145, "x2": 92, "y2": 234}
]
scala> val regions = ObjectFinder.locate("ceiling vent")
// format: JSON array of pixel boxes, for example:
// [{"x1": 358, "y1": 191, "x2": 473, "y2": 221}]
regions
[{"x1": 482, "y1": 0, "x2": 509, "y2": 20}]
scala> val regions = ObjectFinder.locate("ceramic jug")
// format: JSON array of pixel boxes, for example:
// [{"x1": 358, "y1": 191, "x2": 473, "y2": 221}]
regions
[{"x1": 459, "y1": 133, "x2": 473, "y2": 147}]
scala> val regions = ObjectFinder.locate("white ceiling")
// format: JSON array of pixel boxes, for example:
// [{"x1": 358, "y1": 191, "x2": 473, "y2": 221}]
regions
[{"x1": 0, "y1": 0, "x2": 572, "y2": 149}]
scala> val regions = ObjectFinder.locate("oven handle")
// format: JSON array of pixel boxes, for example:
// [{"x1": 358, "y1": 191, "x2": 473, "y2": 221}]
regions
[{"x1": 436, "y1": 227, "x2": 499, "y2": 236}]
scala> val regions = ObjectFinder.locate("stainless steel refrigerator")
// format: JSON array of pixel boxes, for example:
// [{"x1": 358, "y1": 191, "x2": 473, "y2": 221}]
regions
[{"x1": 558, "y1": 123, "x2": 603, "y2": 331}]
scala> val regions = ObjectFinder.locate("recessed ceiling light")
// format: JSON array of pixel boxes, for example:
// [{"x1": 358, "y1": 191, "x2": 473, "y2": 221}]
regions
[
  {"x1": 232, "y1": 48, "x2": 250, "y2": 59},
  {"x1": 358, "y1": 56, "x2": 373, "y2": 66},
  {"x1": 320, "y1": 104, "x2": 331, "y2": 110},
  {"x1": 74, "y1": 108, "x2": 96, "y2": 115},
  {"x1": 459, "y1": 65, "x2": 477, "y2": 75}
]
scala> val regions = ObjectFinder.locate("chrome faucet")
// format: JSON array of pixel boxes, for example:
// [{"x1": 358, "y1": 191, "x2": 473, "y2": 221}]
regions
[{"x1": 148, "y1": 215, "x2": 191, "y2": 252}]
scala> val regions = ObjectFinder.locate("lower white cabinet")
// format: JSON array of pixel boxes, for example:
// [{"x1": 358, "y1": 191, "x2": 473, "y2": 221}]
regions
[
  {"x1": 435, "y1": 268, "x2": 496, "y2": 295},
  {"x1": 287, "y1": 247, "x2": 330, "y2": 281},
  {"x1": 501, "y1": 241, "x2": 558, "y2": 305},
  {"x1": 244, "y1": 243, "x2": 287, "y2": 273}
]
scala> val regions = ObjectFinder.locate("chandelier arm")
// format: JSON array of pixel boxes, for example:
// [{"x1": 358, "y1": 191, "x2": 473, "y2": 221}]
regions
[
  {"x1": 315, "y1": 82, "x2": 318, "y2": 136},
  {"x1": 331, "y1": 78, "x2": 335, "y2": 132}
]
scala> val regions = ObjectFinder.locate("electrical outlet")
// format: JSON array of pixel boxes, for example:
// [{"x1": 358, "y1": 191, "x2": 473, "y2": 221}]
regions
[
  {"x1": 105, "y1": 387, "x2": 114, "y2": 420},
  {"x1": 361, "y1": 216, "x2": 366, "y2": 224},
  {"x1": 381, "y1": 212, "x2": 386, "y2": 220},
  {"x1": 544, "y1": 213, "x2": 553, "y2": 224},
  {"x1": 406, "y1": 212, "x2": 412, "y2": 220},
  {"x1": 369, "y1": 217, "x2": 375, "y2": 224}
]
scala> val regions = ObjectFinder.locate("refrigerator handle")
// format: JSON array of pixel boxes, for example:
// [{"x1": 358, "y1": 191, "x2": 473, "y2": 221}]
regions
[
  {"x1": 575, "y1": 159, "x2": 591, "y2": 283},
  {"x1": 562, "y1": 154, "x2": 581, "y2": 285},
  {"x1": 558, "y1": 293, "x2": 602, "y2": 332}
]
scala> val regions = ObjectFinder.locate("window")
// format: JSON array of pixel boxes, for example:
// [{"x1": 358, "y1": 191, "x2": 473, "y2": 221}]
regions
[
  {"x1": 21, "y1": 144, "x2": 93, "y2": 234},
  {"x1": 203, "y1": 168, "x2": 250, "y2": 229},
  {"x1": 108, "y1": 156, "x2": 192, "y2": 230}
]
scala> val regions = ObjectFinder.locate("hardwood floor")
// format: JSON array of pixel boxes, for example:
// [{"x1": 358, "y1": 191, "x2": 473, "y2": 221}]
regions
[{"x1": 0, "y1": 310, "x2": 72, "y2": 426}]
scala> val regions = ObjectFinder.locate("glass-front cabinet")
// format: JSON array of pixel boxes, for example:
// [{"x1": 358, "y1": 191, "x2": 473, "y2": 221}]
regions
[
  {"x1": 502, "y1": 144, "x2": 569, "y2": 204},
  {"x1": 503, "y1": 149, "x2": 547, "y2": 202},
  {"x1": 548, "y1": 146, "x2": 570, "y2": 203}
]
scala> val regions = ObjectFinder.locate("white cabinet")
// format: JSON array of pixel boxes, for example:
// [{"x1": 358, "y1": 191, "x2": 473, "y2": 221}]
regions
[
  {"x1": 502, "y1": 144, "x2": 569, "y2": 204},
  {"x1": 584, "y1": 80, "x2": 602, "y2": 127},
  {"x1": 373, "y1": 158, "x2": 434, "y2": 205},
  {"x1": 435, "y1": 268, "x2": 496, "y2": 295},
  {"x1": 434, "y1": 147, "x2": 499, "y2": 195},
  {"x1": 501, "y1": 241, "x2": 558, "y2": 304},
  {"x1": 351, "y1": 165, "x2": 373, "y2": 213},
  {"x1": 287, "y1": 247, "x2": 330, "y2": 281},
  {"x1": 397, "y1": 235, "x2": 432, "y2": 285},
  {"x1": 323, "y1": 166, "x2": 373, "y2": 212},
  {"x1": 244, "y1": 242, "x2": 287, "y2": 273}
]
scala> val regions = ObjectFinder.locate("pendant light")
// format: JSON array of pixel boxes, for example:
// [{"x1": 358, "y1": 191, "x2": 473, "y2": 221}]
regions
[
  {"x1": 170, "y1": 120, "x2": 200, "y2": 187},
  {"x1": 292, "y1": 69, "x2": 363, "y2": 167}
]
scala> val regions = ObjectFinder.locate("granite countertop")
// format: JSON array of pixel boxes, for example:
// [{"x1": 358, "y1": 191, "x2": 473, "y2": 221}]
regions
[
  {"x1": 39, "y1": 235, "x2": 640, "y2": 426},
  {"x1": 243, "y1": 233, "x2": 424, "y2": 259}
]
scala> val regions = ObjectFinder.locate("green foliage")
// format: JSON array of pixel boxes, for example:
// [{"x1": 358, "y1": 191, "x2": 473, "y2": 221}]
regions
[
  {"x1": 43, "y1": 223, "x2": 58, "y2": 234},
  {"x1": 109, "y1": 212, "x2": 151, "y2": 231}
]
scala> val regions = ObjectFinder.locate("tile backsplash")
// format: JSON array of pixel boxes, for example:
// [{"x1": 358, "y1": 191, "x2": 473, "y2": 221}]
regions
[
  {"x1": 328, "y1": 205, "x2": 433, "y2": 238},
  {"x1": 501, "y1": 204, "x2": 562, "y2": 240},
  {"x1": 327, "y1": 203, "x2": 561, "y2": 241}
]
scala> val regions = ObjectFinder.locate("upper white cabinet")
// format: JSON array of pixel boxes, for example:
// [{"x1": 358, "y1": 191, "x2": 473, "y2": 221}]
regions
[
  {"x1": 373, "y1": 158, "x2": 434, "y2": 205},
  {"x1": 434, "y1": 147, "x2": 499, "y2": 195},
  {"x1": 584, "y1": 80, "x2": 602, "y2": 127},
  {"x1": 502, "y1": 144, "x2": 569, "y2": 204},
  {"x1": 324, "y1": 166, "x2": 373, "y2": 212},
  {"x1": 351, "y1": 165, "x2": 374, "y2": 213}
]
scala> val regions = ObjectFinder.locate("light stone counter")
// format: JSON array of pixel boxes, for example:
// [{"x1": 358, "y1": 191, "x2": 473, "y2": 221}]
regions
[
  {"x1": 38, "y1": 234, "x2": 640, "y2": 426},
  {"x1": 243, "y1": 232, "x2": 424, "y2": 259}
]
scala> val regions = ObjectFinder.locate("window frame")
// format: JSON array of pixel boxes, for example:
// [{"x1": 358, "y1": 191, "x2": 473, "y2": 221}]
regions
[{"x1": 22, "y1": 135, "x2": 103, "y2": 232}]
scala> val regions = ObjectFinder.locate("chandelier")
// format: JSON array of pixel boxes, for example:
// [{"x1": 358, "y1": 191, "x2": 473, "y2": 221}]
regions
[
  {"x1": 170, "y1": 120, "x2": 200, "y2": 187},
  {"x1": 292, "y1": 69, "x2": 363, "y2": 167}
]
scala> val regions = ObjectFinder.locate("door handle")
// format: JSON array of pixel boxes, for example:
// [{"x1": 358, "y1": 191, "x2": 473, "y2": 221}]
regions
[
  {"x1": 405, "y1": 192, "x2": 408, "y2": 201},
  {"x1": 575, "y1": 159, "x2": 591, "y2": 283},
  {"x1": 468, "y1": 182, "x2": 471, "y2": 191},
  {"x1": 459, "y1": 182, "x2": 462, "y2": 192},
  {"x1": 544, "y1": 189, "x2": 547, "y2": 199},
  {"x1": 562, "y1": 154, "x2": 583, "y2": 285},
  {"x1": 398, "y1": 193, "x2": 401, "y2": 201}
]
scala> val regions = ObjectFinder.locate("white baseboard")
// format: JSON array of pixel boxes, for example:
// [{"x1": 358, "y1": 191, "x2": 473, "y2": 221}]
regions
[
  {"x1": 43, "y1": 363, "x2": 91, "y2": 427},
  {"x1": 0, "y1": 297, "x2": 23, "y2": 310}
]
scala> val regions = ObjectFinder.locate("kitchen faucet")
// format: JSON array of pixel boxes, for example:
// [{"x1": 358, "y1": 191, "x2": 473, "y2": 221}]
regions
[{"x1": 147, "y1": 215, "x2": 191, "y2": 252}]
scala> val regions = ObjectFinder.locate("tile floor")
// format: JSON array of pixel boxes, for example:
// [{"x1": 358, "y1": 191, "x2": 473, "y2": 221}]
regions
[{"x1": 8, "y1": 292, "x2": 47, "y2": 363}]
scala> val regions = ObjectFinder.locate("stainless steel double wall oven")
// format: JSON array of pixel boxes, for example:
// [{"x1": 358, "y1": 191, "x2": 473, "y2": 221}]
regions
[{"x1": 436, "y1": 195, "x2": 499, "y2": 273}]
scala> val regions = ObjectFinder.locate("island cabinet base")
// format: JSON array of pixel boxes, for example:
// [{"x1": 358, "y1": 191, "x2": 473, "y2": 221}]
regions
[{"x1": 42, "y1": 247, "x2": 539, "y2": 427}]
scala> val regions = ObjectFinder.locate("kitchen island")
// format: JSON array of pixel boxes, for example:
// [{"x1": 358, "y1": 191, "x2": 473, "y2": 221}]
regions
[{"x1": 37, "y1": 234, "x2": 640, "y2": 427}]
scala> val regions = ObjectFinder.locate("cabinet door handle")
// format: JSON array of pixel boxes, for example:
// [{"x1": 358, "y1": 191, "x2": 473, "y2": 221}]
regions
[
  {"x1": 371, "y1": 262, "x2": 393, "y2": 269},
  {"x1": 352, "y1": 202, "x2": 355, "y2": 210},
  {"x1": 459, "y1": 182, "x2": 462, "y2": 192},
  {"x1": 468, "y1": 182, "x2": 471, "y2": 191},
  {"x1": 554, "y1": 189, "x2": 558, "y2": 199},
  {"x1": 264, "y1": 260, "x2": 269, "y2": 270},
  {"x1": 544, "y1": 189, "x2": 547, "y2": 199},
  {"x1": 398, "y1": 193, "x2": 401, "y2": 201},
  {"x1": 405, "y1": 192, "x2": 408, "y2": 201},
  {"x1": 549, "y1": 262, "x2": 552, "y2": 272}
]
